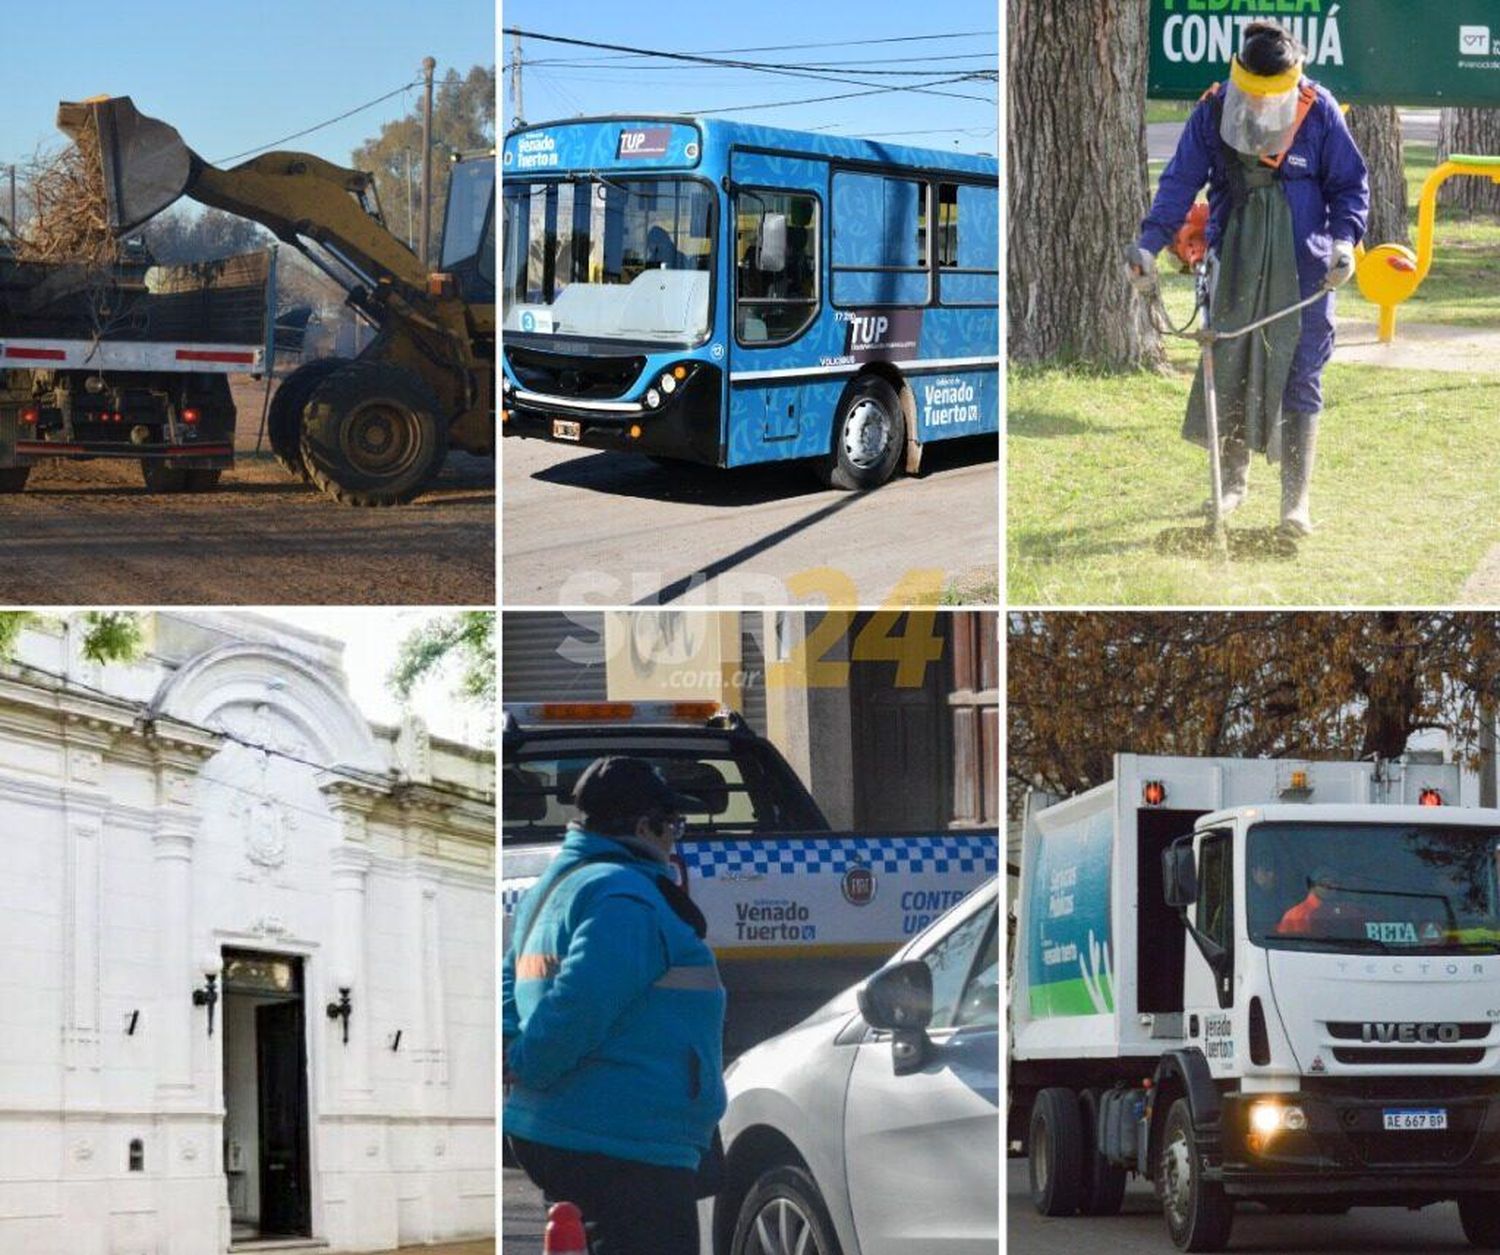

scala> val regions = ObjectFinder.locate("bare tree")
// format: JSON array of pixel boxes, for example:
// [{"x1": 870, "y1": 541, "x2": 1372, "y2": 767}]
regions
[
  {"x1": 1008, "y1": 0, "x2": 1162, "y2": 368},
  {"x1": 1437, "y1": 108, "x2": 1500, "y2": 214},
  {"x1": 1346, "y1": 106, "x2": 1408, "y2": 247}
]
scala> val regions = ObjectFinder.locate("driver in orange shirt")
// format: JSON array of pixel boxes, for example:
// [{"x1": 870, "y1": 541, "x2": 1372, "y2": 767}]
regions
[{"x1": 1277, "y1": 866, "x2": 1369, "y2": 937}]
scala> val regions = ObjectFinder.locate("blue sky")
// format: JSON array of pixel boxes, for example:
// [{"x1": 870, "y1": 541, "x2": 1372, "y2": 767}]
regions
[
  {"x1": 502, "y1": 0, "x2": 999, "y2": 156},
  {"x1": 0, "y1": 0, "x2": 493, "y2": 168}
]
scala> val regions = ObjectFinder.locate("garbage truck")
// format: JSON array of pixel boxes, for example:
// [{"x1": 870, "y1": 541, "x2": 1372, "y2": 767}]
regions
[{"x1": 1010, "y1": 753, "x2": 1500, "y2": 1252}]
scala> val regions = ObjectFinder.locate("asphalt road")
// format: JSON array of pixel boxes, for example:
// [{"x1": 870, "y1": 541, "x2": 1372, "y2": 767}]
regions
[
  {"x1": 1006, "y1": 1158, "x2": 1472, "y2": 1254},
  {"x1": 501, "y1": 433, "x2": 998, "y2": 607},
  {"x1": 503, "y1": 1165, "x2": 547, "y2": 1255}
]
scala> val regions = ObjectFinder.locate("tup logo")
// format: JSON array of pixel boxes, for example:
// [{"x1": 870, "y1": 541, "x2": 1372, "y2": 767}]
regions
[
  {"x1": 842, "y1": 864, "x2": 877, "y2": 906},
  {"x1": 618, "y1": 127, "x2": 672, "y2": 159}
]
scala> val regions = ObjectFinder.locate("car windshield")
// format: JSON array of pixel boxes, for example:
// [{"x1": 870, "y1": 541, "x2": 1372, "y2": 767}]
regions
[
  {"x1": 1247, "y1": 821, "x2": 1500, "y2": 954},
  {"x1": 502, "y1": 176, "x2": 713, "y2": 344},
  {"x1": 503, "y1": 746, "x2": 813, "y2": 839}
]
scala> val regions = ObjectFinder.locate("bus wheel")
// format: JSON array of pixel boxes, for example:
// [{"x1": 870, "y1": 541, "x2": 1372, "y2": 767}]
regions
[
  {"x1": 0, "y1": 467, "x2": 29, "y2": 492},
  {"x1": 819, "y1": 375, "x2": 904, "y2": 490}
]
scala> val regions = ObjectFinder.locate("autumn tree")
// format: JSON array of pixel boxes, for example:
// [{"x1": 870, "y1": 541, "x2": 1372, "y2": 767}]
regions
[
  {"x1": 352, "y1": 65, "x2": 495, "y2": 263},
  {"x1": 1008, "y1": 612, "x2": 1500, "y2": 814}
]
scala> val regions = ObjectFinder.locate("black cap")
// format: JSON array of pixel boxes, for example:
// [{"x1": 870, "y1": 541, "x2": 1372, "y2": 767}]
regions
[{"x1": 571, "y1": 756, "x2": 700, "y2": 824}]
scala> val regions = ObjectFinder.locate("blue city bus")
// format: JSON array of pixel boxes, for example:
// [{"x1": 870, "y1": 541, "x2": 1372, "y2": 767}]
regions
[{"x1": 501, "y1": 116, "x2": 998, "y2": 489}]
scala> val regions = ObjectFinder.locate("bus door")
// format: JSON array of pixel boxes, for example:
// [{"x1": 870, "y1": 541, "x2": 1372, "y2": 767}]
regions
[{"x1": 727, "y1": 152, "x2": 827, "y2": 463}]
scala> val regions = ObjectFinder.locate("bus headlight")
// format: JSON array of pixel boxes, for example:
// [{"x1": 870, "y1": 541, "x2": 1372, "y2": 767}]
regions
[
  {"x1": 646, "y1": 389, "x2": 662, "y2": 409},
  {"x1": 661, "y1": 373, "x2": 677, "y2": 395}
]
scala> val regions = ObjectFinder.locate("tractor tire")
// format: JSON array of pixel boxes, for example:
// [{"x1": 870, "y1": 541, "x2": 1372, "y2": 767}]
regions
[
  {"x1": 140, "y1": 461, "x2": 187, "y2": 493},
  {"x1": 1079, "y1": 1088, "x2": 1129, "y2": 1216},
  {"x1": 267, "y1": 357, "x2": 344, "y2": 481},
  {"x1": 299, "y1": 360, "x2": 448, "y2": 506},
  {"x1": 0, "y1": 467, "x2": 29, "y2": 493},
  {"x1": 815, "y1": 374, "x2": 905, "y2": 491},
  {"x1": 1029, "y1": 1087, "x2": 1084, "y2": 1218}
]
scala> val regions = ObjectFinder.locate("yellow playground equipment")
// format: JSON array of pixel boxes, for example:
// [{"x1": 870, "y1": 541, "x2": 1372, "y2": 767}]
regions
[{"x1": 1356, "y1": 154, "x2": 1500, "y2": 342}]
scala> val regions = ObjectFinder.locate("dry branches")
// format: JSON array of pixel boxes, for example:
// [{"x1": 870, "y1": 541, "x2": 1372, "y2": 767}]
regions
[{"x1": 16, "y1": 118, "x2": 120, "y2": 266}]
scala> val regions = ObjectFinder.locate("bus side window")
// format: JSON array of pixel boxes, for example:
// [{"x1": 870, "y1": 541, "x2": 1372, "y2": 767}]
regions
[
  {"x1": 938, "y1": 184, "x2": 959, "y2": 267},
  {"x1": 735, "y1": 190, "x2": 819, "y2": 345}
]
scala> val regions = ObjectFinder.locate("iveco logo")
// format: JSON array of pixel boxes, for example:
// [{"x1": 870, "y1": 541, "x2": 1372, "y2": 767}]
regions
[{"x1": 1360, "y1": 1022, "x2": 1462, "y2": 1044}]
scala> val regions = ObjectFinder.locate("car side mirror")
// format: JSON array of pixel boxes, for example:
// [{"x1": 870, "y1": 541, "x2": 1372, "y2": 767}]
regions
[
  {"x1": 858, "y1": 960, "x2": 933, "y2": 1077},
  {"x1": 757, "y1": 212, "x2": 787, "y2": 273},
  {"x1": 1162, "y1": 838, "x2": 1199, "y2": 907}
]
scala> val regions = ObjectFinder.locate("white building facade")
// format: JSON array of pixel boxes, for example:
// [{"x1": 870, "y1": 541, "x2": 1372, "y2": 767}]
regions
[{"x1": 0, "y1": 613, "x2": 495, "y2": 1254}]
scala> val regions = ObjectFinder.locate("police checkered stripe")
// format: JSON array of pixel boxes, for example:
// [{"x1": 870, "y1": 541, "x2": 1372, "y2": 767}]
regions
[
  {"x1": 682, "y1": 834, "x2": 998, "y2": 880},
  {"x1": 502, "y1": 878, "x2": 539, "y2": 916}
]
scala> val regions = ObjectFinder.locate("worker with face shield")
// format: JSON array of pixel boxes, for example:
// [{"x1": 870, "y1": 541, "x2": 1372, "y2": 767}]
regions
[{"x1": 1126, "y1": 22, "x2": 1370, "y2": 538}]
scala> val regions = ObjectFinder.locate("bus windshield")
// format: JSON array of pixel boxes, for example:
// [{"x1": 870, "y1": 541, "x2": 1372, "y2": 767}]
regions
[
  {"x1": 1246, "y1": 821, "x2": 1500, "y2": 955},
  {"x1": 502, "y1": 176, "x2": 714, "y2": 345}
]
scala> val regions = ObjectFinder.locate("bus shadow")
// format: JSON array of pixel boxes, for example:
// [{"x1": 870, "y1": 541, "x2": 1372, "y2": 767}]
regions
[{"x1": 529, "y1": 435, "x2": 997, "y2": 508}]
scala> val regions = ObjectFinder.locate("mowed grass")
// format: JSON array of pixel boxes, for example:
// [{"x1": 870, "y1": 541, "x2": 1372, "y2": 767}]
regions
[{"x1": 1010, "y1": 138, "x2": 1500, "y2": 605}]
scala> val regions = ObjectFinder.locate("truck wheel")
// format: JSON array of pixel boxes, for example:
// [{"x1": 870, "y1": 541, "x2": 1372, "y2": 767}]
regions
[
  {"x1": 140, "y1": 461, "x2": 187, "y2": 492},
  {"x1": 267, "y1": 358, "x2": 343, "y2": 481},
  {"x1": 1029, "y1": 1087, "x2": 1084, "y2": 1217},
  {"x1": 300, "y1": 360, "x2": 448, "y2": 506},
  {"x1": 0, "y1": 467, "x2": 29, "y2": 493},
  {"x1": 730, "y1": 1164, "x2": 843, "y2": 1255},
  {"x1": 183, "y1": 469, "x2": 222, "y2": 492},
  {"x1": 1460, "y1": 1194, "x2": 1500, "y2": 1249},
  {"x1": 1160, "y1": 1098, "x2": 1234, "y2": 1252},
  {"x1": 1079, "y1": 1088, "x2": 1129, "y2": 1216},
  {"x1": 816, "y1": 375, "x2": 904, "y2": 491}
]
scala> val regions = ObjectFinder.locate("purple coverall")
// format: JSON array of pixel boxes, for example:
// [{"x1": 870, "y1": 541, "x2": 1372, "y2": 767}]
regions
[{"x1": 1137, "y1": 81, "x2": 1371, "y2": 415}]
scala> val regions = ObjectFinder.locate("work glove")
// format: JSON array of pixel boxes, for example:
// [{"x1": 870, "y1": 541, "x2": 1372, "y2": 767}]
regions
[
  {"x1": 1326, "y1": 239, "x2": 1357, "y2": 288},
  {"x1": 1123, "y1": 244, "x2": 1158, "y2": 295}
]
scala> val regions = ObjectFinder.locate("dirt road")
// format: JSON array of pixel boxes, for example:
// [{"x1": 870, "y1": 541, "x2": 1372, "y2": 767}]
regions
[
  {"x1": 501, "y1": 435, "x2": 998, "y2": 607},
  {"x1": 0, "y1": 378, "x2": 494, "y2": 605}
]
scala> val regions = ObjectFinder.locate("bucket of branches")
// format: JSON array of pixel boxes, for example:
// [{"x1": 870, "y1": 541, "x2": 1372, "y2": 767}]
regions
[{"x1": 17, "y1": 117, "x2": 121, "y2": 267}]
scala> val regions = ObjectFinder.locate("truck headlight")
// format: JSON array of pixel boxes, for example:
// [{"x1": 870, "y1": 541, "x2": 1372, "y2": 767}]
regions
[{"x1": 1250, "y1": 1101, "x2": 1306, "y2": 1135}]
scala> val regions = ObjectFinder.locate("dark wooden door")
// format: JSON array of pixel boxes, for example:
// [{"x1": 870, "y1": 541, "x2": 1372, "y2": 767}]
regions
[{"x1": 256, "y1": 1000, "x2": 311, "y2": 1236}]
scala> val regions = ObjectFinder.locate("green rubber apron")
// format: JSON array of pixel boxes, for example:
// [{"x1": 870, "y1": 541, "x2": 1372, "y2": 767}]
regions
[{"x1": 1183, "y1": 154, "x2": 1301, "y2": 462}]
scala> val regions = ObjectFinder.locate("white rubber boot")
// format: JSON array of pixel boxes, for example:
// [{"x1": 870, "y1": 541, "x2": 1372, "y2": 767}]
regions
[
  {"x1": 1279, "y1": 411, "x2": 1319, "y2": 537},
  {"x1": 1204, "y1": 438, "x2": 1251, "y2": 517}
]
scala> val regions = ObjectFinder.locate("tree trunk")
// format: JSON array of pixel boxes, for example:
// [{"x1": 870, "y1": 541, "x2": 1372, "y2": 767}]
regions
[
  {"x1": 1437, "y1": 108, "x2": 1500, "y2": 214},
  {"x1": 1008, "y1": 0, "x2": 1162, "y2": 368},
  {"x1": 1345, "y1": 105, "x2": 1408, "y2": 247}
]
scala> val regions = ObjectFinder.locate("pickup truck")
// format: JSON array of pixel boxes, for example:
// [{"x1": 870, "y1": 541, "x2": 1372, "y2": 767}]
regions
[
  {"x1": 0, "y1": 241, "x2": 275, "y2": 492},
  {"x1": 502, "y1": 700, "x2": 998, "y2": 1055}
]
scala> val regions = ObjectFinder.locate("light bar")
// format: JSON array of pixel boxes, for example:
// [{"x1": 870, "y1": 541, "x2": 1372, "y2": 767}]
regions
[{"x1": 1419, "y1": 788, "x2": 1444, "y2": 807}]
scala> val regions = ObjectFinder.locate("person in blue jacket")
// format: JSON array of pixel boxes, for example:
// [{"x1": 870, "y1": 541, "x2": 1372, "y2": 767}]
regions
[
  {"x1": 503, "y1": 755, "x2": 725, "y2": 1255},
  {"x1": 1127, "y1": 21, "x2": 1369, "y2": 537}
]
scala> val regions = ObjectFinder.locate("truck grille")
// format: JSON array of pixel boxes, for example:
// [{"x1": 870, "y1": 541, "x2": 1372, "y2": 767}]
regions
[
  {"x1": 1326, "y1": 1022, "x2": 1492, "y2": 1041},
  {"x1": 1331, "y1": 1047, "x2": 1486, "y2": 1065}
]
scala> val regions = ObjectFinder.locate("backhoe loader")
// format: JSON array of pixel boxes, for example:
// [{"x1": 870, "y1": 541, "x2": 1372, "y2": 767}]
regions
[{"x1": 57, "y1": 95, "x2": 494, "y2": 506}]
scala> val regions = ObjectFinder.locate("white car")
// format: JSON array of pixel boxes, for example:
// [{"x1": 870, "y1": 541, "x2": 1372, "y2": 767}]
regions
[{"x1": 703, "y1": 878, "x2": 999, "y2": 1255}]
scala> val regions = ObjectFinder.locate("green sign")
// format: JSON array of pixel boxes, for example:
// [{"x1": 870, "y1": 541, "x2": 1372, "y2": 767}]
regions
[{"x1": 1149, "y1": 1, "x2": 1500, "y2": 106}]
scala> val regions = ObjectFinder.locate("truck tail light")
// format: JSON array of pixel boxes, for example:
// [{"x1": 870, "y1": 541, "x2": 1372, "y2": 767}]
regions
[
  {"x1": 20, "y1": 407, "x2": 38, "y2": 424},
  {"x1": 1419, "y1": 788, "x2": 1443, "y2": 807},
  {"x1": 1142, "y1": 780, "x2": 1166, "y2": 806},
  {"x1": 182, "y1": 407, "x2": 201, "y2": 424}
]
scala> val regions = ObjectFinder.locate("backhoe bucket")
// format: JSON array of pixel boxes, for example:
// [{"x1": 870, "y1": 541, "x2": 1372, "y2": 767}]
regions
[{"x1": 56, "y1": 96, "x2": 196, "y2": 235}]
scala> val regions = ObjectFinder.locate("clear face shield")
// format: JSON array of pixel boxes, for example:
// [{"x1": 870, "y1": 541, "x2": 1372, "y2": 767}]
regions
[{"x1": 1220, "y1": 55, "x2": 1303, "y2": 158}]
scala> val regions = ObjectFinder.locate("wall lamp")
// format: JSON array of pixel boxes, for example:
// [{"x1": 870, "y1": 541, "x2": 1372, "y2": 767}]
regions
[
  {"x1": 327, "y1": 987, "x2": 353, "y2": 1045},
  {"x1": 192, "y1": 953, "x2": 222, "y2": 1037}
]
